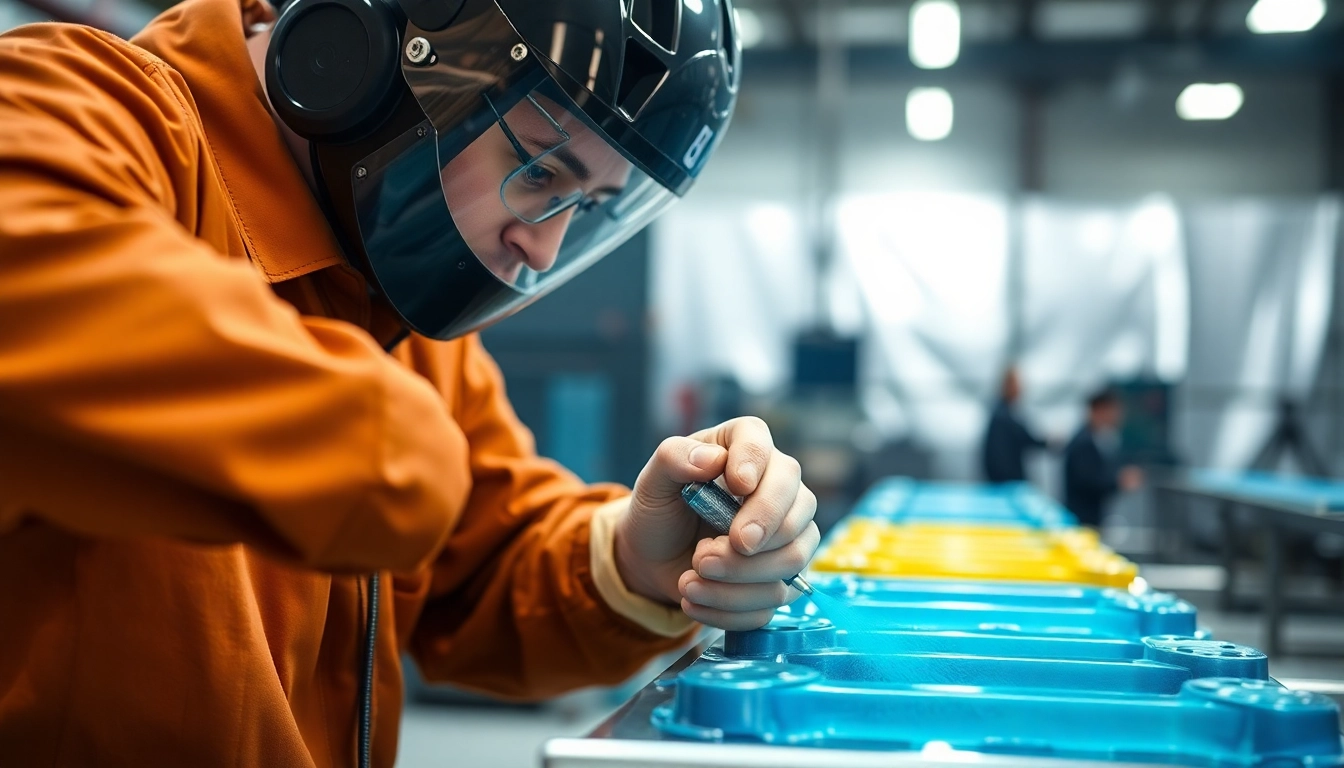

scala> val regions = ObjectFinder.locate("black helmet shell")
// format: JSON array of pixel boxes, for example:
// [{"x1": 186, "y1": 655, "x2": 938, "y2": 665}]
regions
[{"x1": 494, "y1": 0, "x2": 740, "y2": 188}]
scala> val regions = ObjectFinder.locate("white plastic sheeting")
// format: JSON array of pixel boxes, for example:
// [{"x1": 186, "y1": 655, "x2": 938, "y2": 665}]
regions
[
  {"x1": 1015, "y1": 195, "x2": 1191, "y2": 477},
  {"x1": 835, "y1": 192, "x2": 1009, "y2": 476},
  {"x1": 1180, "y1": 197, "x2": 1340, "y2": 469},
  {"x1": 651, "y1": 195, "x2": 1340, "y2": 479},
  {"x1": 1021, "y1": 196, "x2": 1188, "y2": 387},
  {"x1": 651, "y1": 202, "x2": 815, "y2": 422}
]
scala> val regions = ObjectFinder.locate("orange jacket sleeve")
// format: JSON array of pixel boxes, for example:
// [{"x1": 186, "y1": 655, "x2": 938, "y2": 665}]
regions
[
  {"x1": 400, "y1": 335, "x2": 695, "y2": 699},
  {"x1": 0, "y1": 26, "x2": 468, "y2": 574}
]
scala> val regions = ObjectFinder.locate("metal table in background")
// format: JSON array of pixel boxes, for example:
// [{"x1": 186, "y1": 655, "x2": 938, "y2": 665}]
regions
[{"x1": 1157, "y1": 474, "x2": 1344, "y2": 657}]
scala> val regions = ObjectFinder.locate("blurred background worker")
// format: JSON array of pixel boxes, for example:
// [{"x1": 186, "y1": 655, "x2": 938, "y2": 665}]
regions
[
  {"x1": 981, "y1": 367, "x2": 1049, "y2": 483},
  {"x1": 0, "y1": 0, "x2": 825, "y2": 766},
  {"x1": 1064, "y1": 389, "x2": 1145, "y2": 528}
]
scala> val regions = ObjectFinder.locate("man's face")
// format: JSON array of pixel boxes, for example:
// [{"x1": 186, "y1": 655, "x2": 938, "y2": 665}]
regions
[
  {"x1": 439, "y1": 96, "x2": 632, "y2": 285},
  {"x1": 1092, "y1": 401, "x2": 1122, "y2": 430},
  {"x1": 1002, "y1": 369, "x2": 1020, "y2": 403}
]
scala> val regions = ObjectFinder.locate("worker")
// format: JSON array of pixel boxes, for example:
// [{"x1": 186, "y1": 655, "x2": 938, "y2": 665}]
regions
[
  {"x1": 1063, "y1": 389, "x2": 1144, "y2": 528},
  {"x1": 0, "y1": 0, "x2": 821, "y2": 765},
  {"x1": 981, "y1": 367, "x2": 1049, "y2": 484}
]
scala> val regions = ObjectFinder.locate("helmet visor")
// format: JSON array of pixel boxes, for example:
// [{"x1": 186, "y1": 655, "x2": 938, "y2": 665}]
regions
[
  {"x1": 350, "y1": 77, "x2": 676, "y2": 338},
  {"x1": 451, "y1": 88, "x2": 673, "y2": 290}
]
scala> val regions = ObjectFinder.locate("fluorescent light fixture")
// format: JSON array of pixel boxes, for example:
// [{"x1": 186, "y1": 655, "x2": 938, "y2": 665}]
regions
[
  {"x1": 734, "y1": 7, "x2": 765, "y2": 49},
  {"x1": 906, "y1": 87, "x2": 954, "y2": 141},
  {"x1": 1175, "y1": 83, "x2": 1244, "y2": 121},
  {"x1": 909, "y1": 0, "x2": 960, "y2": 69},
  {"x1": 1246, "y1": 0, "x2": 1326, "y2": 34}
]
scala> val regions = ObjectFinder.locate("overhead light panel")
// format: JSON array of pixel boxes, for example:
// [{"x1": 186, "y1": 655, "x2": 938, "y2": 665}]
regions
[
  {"x1": 909, "y1": 0, "x2": 960, "y2": 69},
  {"x1": 906, "y1": 87, "x2": 954, "y2": 141},
  {"x1": 1176, "y1": 83, "x2": 1244, "y2": 121},
  {"x1": 734, "y1": 7, "x2": 765, "y2": 49},
  {"x1": 1247, "y1": 0, "x2": 1326, "y2": 33}
]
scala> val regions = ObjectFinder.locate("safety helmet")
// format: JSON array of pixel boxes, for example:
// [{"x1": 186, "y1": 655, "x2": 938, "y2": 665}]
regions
[{"x1": 265, "y1": 0, "x2": 740, "y2": 340}]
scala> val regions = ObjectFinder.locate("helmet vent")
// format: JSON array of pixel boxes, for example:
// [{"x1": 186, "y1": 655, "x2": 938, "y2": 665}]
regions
[
  {"x1": 630, "y1": 0, "x2": 679, "y2": 52},
  {"x1": 617, "y1": 39, "x2": 669, "y2": 118},
  {"x1": 719, "y1": 0, "x2": 737, "y2": 78}
]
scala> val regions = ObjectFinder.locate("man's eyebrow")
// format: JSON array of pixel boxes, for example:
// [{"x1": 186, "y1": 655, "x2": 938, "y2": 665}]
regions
[{"x1": 519, "y1": 131, "x2": 590, "y2": 182}]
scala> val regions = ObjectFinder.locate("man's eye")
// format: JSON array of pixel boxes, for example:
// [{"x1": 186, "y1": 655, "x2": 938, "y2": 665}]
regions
[{"x1": 522, "y1": 163, "x2": 555, "y2": 187}]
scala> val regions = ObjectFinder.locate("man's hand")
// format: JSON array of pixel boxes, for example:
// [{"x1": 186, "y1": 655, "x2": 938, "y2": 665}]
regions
[{"x1": 613, "y1": 417, "x2": 819, "y2": 631}]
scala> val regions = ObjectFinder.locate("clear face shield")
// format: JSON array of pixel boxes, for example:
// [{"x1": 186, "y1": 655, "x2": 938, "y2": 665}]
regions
[
  {"x1": 350, "y1": 76, "x2": 678, "y2": 339},
  {"x1": 445, "y1": 89, "x2": 671, "y2": 289}
]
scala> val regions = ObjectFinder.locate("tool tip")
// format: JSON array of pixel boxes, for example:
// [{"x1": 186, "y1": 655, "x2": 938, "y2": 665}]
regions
[{"x1": 787, "y1": 575, "x2": 815, "y2": 596}]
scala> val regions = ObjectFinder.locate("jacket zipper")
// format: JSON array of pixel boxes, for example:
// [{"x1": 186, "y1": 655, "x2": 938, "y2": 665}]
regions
[
  {"x1": 360, "y1": 332, "x2": 403, "y2": 768},
  {"x1": 359, "y1": 573, "x2": 380, "y2": 768}
]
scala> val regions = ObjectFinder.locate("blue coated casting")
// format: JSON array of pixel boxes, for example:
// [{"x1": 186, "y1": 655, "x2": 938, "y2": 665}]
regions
[
  {"x1": 661, "y1": 482, "x2": 1341, "y2": 765},
  {"x1": 727, "y1": 612, "x2": 1215, "y2": 663},
  {"x1": 849, "y1": 478, "x2": 1079, "y2": 528},
  {"x1": 652, "y1": 662, "x2": 1342, "y2": 765},
  {"x1": 791, "y1": 576, "x2": 1198, "y2": 639}
]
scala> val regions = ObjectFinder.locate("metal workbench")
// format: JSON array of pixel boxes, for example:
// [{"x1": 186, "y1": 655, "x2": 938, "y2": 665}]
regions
[{"x1": 1157, "y1": 474, "x2": 1344, "y2": 656}]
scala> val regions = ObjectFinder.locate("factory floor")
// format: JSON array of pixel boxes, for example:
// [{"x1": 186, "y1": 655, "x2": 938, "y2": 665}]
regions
[
  {"x1": 393, "y1": 568, "x2": 1344, "y2": 768},
  {"x1": 394, "y1": 647, "x2": 690, "y2": 768},
  {"x1": 395, "y1": 694, "x2": 611, "y2": 768}
]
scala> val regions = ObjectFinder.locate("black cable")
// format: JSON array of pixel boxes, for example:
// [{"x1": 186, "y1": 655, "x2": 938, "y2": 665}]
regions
[
  {"x1": 358, "y1": 330, "x2": 404, "y2": 768},
  {"x1": 358, "y1": 572, "x2": 380, "y2": 768}
]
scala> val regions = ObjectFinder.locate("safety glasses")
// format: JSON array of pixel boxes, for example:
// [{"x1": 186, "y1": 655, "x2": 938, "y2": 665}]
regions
[{"x1": 484, "y1": 93, "x2": 620, "y2": 225}]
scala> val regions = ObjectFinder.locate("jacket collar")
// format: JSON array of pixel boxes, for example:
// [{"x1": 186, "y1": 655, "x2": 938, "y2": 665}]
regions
[{"x1": 132, "y1": 0, "x2": 345, "y2": 284}]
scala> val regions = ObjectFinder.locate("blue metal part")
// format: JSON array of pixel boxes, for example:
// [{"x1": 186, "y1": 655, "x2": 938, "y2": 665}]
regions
[
  {"x1": 652, "y1": 662, "x2": 1342, "y2": 765},
  {"x1": 850, "y1": 478, "x2": 1079, "y2": 528},
  {"x1": 1141, "y1": 636, "x2": 1270, "y2": 681},
  {"x1": 720, "y1": 635, "x2": 1266, "y2": 695},
  {"x1": 794, "y1": 576, "x2": 1198, "y2": 639},
  {"x1": 647, "y1": 478, "x2": 1342, "y2": 765},
  {"x1": 725, "y1": 613, "x2": 1230, "y2": 666},
  {"x1": 653, "y1": 577, "x2": 1341, "y2": 765},
  {"x1": 723, "y1": 615, "x2": 839, "y2": 656},
  {"x1": 842, "y1": 628, "x2": 1150, "y2": 661}
]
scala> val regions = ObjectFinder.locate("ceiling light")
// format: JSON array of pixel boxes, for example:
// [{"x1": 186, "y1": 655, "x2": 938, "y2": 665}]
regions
[
  {"x1": 1175, "y1": 83, "x2": 1244, "y2": 121},
  {"x1": 1247, "y1": 0, "x2": 1326, "y2": 33},
  {"x1": 909, "y1": 0, "x2": 960, "y2": 69},
  {"x1": 906, "y1": 87, "x2": 954, "y2": 141}
]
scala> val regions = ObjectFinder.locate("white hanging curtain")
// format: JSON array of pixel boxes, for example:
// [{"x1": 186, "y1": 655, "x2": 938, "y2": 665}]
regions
[
  {"x1": 834, "y1": 192, "x2": 1011, "y2": 478},
  {"x1": 650, "y1": 201, "x2": 815, "y2": 428},
  {"x1": 1016, "y1": 196, "x2": 1189, "y2": 440},
  {"x1": 1180, "y1": 197, "x2": 1340, "y2": 470}
]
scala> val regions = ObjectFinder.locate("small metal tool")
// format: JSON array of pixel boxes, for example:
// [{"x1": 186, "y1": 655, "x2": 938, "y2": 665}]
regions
[{"x1": 680, "y1": 481, "x2": 815, "y2": 595}]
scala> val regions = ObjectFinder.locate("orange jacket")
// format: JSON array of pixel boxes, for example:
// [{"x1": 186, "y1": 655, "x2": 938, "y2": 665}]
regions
[{"x1": 0, "y1": 0, "x2": 694, "y2": 764}]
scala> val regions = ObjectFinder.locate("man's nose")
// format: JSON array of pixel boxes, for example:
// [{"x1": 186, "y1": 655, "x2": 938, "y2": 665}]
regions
[{"x1": 502, "y1": 209, "x2": 576, "y2": 275}]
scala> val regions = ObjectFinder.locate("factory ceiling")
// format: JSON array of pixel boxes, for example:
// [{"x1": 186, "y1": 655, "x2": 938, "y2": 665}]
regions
[{"x1": 736, "y1": 0, "x2": 1344, "y2": 81}]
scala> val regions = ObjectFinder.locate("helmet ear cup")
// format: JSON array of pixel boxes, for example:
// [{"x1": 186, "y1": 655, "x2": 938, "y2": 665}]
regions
[{"x1": 265, "y1": 0, "x2": 402, "y2": 142}]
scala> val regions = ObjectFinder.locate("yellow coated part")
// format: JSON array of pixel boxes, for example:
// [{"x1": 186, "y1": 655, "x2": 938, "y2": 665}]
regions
[{"x1": 813, "y1": 520, "x2": 1138, "y2": 588}]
